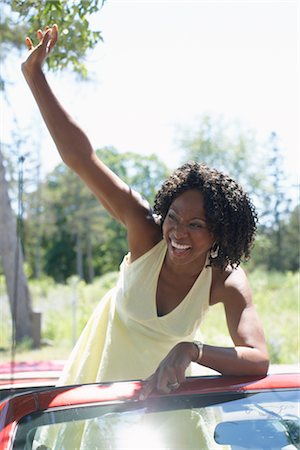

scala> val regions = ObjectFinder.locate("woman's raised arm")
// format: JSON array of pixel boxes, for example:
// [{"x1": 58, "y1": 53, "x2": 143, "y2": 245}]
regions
[{"x1": 22, "y1": 25, "x2": 160, "y2": 256}]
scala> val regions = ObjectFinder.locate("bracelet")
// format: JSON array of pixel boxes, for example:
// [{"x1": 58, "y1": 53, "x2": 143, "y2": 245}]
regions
[{"x1": 193, "y1": 341, "x2": 204, "y2": 363}]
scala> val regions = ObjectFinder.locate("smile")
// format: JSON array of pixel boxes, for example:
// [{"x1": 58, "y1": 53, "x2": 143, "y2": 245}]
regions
[{"x1": 171, "y1": 240, "x2": 191, "y2": 251}]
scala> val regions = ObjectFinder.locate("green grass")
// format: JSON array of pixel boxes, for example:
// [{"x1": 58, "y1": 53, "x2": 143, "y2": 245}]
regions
[
  {"x1": 249, "y1": 269, "x2": 299, "y2": 364},
  {"x1": 0, "y1": 268, "x2": 299, "y2": 365},
  {"x1": 201, "y1": 268, "x2": 299, "y2": 365},
  {"x1": 0, "y1": 272, "x2": 119, "y2": 362}
]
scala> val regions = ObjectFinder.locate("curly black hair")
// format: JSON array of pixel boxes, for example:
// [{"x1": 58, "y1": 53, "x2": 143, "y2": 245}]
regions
[{"x1": 153, "y1": 162, "x2": 258, "y2": 269}]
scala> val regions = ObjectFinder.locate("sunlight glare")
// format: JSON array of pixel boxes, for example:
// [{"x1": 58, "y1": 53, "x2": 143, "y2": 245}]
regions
[{"x1": 117, "y1": 423, "x2": 166, "y2": 450}]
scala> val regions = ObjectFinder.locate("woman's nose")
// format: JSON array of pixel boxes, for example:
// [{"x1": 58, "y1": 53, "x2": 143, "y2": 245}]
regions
[{"x1": 173, "y1": 222, "x2": 187, "y2": 237}]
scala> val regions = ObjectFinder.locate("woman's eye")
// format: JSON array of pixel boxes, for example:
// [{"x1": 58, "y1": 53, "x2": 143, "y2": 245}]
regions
[
  {"x1": 168, "y1": 212, "x2": 177, "y2": 221},
  {"x1": 190, "y1": 222, "x2": 203, "y2": 229}
]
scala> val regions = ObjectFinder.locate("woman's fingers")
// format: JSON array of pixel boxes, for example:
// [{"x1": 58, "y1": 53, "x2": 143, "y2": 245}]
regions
[
  {"x1": 25, "y1": 25, "x2": 58, "y2": 53},
  {"x1": 138, "y1": 344, "x2": 193, "y2": 400},
  {"x1": 157, "y1": 369, "x2": 185, "y2": 394},
  {"x1": 22, "y1": 25, "x2": 58, "y2": 76},
  {"x1": 41, "y1": 28, "x2": 53, "y2": 50},
  {"x1": 25, "y1": 37, "x2": 33, "y2": 51},
  {"x1": 48, "y1": 24, "x2": 58, "y2": 51},
  {"x1": 139, "y1": 369, "x2": 185, "y2": 400},
  {"x1": 37, "y1": 29, "x2": 44, "y2": 41},
  {"x1": 139, "y1": 374, "x2": 156, "y2": 400},
  {"x1": 39, "y1": 26, "x2": 58, "y2": 55}
]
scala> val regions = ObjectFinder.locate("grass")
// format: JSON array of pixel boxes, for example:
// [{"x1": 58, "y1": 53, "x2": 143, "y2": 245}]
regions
[
  {"x1": 201, "y1": 268, "x2": 299, "y2": 365},
  {"x1": 0, "y1": 268, "x2": 299, "y2": 365}
]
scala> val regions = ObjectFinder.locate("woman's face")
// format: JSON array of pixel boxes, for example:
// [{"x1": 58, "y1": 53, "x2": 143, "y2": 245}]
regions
[{"x1": 162, "y1": 189, "x2": 214, "y2": 269}]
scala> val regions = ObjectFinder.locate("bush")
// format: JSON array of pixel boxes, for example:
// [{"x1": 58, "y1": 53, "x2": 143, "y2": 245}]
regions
[
  {"x1": 0, "y1": 269, "x2": 298, "y2": 365},
  {"x1": 200, "y1": 268, "x2": 299, "y2": 365}
]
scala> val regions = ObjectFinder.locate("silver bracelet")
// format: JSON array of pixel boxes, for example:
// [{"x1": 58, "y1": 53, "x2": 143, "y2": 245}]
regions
[{"x1": 193, "y1": 341, "x2": 204, "y2": 363}]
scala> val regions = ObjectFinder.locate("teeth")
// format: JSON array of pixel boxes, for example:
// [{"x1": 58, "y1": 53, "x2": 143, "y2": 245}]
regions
[{"x1": 171, "y1": 240, "x2": 190, "y2": 250}]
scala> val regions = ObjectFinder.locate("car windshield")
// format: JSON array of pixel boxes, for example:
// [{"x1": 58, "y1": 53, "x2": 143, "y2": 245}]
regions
[{"x1": 14, "y1": 389, "x2": 299, "y2": 450}]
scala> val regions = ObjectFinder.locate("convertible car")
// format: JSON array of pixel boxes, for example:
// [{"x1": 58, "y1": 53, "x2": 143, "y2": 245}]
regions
[
  {"x1": 0, "y1": 361, "x2": 64, "y2": 402},
  {"x1": 0, "y1": 372, "x2": 299, "y2": 449}
]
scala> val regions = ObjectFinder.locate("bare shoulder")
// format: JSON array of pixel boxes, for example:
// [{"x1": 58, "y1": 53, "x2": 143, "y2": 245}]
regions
[
  {"x1": 210, "y1": 265, "x2": 252, "y2": 306},
  {"x1": 127, "y1": 206, "x2": 163, "y2": 261}
]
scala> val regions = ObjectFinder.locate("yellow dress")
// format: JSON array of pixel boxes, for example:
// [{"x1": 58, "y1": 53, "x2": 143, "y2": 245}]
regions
[
  {"x1": 34, "y1": 240, "x2": 228, "y2": 449},
  {"x1": 57, "y1": 239, "x2": 212, "y2": 385}
]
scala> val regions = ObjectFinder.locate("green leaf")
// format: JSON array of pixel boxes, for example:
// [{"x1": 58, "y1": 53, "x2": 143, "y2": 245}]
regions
[{"x1": 2, "y1": 0, "x2": 105, "y2": 80}]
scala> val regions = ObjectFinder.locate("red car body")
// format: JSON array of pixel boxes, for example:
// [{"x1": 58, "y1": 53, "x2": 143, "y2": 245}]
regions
[
  {"x1": 0, "y1": 373, "x2": 299, "y2": 450},
  {"x1": 0, "y1": 361, "x2": 64, "y2": 391}
]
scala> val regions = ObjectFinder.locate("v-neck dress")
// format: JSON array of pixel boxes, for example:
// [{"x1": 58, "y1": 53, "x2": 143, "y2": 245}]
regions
[
  {"x1": 57, "y1": 239, "x2": 212, "y2": 386},
  {"x1": 34, "y1": 241, "x2": 231, "y2": 449}
]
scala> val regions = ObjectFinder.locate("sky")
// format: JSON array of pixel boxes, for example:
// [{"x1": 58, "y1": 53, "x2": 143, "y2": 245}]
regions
[{"x1": 2, "y1": 0, "x2": 299, "y2": 181}]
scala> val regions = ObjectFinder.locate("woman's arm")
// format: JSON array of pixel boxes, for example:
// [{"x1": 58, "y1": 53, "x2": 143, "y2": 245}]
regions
[
  {"x1": 22, "y1": 26, "x2": 161, "y2": 257},
  {"x1": 140, "y1": 267, "x2": 269, "y2": 398},
  {"x1": 200, "y1": 266, "x2": 269, "y2": 375}
]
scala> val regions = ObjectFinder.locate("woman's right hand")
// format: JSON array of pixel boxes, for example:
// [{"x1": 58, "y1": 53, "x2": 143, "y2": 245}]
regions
[{"x1": 22, "y1": 25, "x2": 58, "y2": 77}]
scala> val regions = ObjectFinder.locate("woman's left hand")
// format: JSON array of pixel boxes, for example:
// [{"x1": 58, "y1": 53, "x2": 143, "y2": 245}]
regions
[
  {"x1": 22, "y1": 25, "x2": 58, "y2": 78},
  {"x1": 139, "y1": 342, "x2": 198, "y2": 400}
]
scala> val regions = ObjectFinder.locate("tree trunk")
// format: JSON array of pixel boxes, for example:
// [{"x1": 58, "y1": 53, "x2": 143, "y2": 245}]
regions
[
  {"x1": 76, "y1": 230, "x2": 84, "y2": 279},
  {"x1": 0, "y1": 150, "x2": 33, "y2": 343},
  {"x1": 86, "y1": 223, "x2": 94, "y2": 283}
]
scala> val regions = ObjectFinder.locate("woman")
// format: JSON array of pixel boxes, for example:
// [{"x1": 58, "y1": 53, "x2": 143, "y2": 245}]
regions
[{"x1": 22, "y1": 25, "x2": 268, "y2": 397}]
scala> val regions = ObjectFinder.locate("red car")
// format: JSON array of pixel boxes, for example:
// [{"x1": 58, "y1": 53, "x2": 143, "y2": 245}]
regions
[
  {"x1": 0, "y1": 373, "x2": 299, "y2": 449},
  {"x1": 0, "y1": 361, "x2": 64, "y2": 402}
]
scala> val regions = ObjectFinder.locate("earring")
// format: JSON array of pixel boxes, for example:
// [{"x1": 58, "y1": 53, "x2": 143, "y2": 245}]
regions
[
  {"x1": 152, "y1": 213, "x2": 162, "y2": 226},
  {"x1": 210, "y1": 244, "x2": 219, "y2": 259}
]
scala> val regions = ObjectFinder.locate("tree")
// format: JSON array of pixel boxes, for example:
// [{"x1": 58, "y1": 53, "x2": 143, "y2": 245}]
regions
[
  {"x1": 280, "y1": 205, "x2": 300, "y2": 272},
  {"x1": 24, "y1": 148, "x2": 170, "y2": 281},
  {"x1": 1, "y1": 0, "x2": 106, "y2": 87},
  {"x1": 252, "y1": 204, "x2": 299, "y2": 272},
  {"x1": 24, "y1": 163, "x2": 101, "y2": 281},
  {"x1": 178, "y1": 117, "x2": 298, "y2": 272},
  {"x1": 178, "y1": 115, "x2": 267, "y2": 198},
  {"x1": 0, "y1": 151, "x2": 33, "y2": 342},
  {"x1": 253, "y1": 133, "x2": 297, "y2": 271},
  {"x1": 0, "y1": 0, "x2": 106, "y2": 343}
]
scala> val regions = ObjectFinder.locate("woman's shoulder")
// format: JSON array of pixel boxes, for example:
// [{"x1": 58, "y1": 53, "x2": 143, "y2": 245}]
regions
[
  {"x1": 129, "y1": 222, "x2": 163, "y2": 262},
  {"x1": 210, "y1": 265, "x2": 250, "y2": 305},
  {"x1": 124, "y1": 238, "x2": 166, "y2": 269}
]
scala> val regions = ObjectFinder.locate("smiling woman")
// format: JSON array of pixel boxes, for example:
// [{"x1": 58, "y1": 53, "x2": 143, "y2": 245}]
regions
[
  {"x1": 154, "y1": 162, "x2": 258, "y2": 270},
  {"x1": 162, "y1": 190, "x2": 214, "y2": 264},
  {"x1": 155, "y1": 190, "x2": 214, "y2": 316},
  {"x1": 21, "y1": 24, "x2": 269, "y2": 449}
]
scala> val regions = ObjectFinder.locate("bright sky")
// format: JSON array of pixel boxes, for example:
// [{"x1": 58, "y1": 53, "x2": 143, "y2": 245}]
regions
[{"x1": 3, "y1": 0, "x2": 299, "y2": 179}]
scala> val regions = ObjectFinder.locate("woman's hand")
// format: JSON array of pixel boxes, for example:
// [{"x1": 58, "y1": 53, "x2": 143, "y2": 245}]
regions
[
  {"x1": 22, "y1": 25, "x2": 58, "y2": 77},
  {"x1": 139, "y1": 342, "x2": 198, "y2": 400}
]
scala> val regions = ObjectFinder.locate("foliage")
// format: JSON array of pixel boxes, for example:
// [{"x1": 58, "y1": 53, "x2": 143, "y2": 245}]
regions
[
  {"x1": 252, "y1": 133, "x2": 299, "y2": 272},
  {"x1": 178, "y1": 116, "x2": 299, "y2": 273},
  {"x1": 178, "y1": 115, "x2": 266, "y2": 201},
  {"x1": 32, "y1": 272, "x2": 119, "y2": 347},
  {"x1": 200, "y1": 268, "x2": 299, "y2": 365},
  {"x1": 26, "y1": 162, "x2": 107, "y2": 281},
  {"x1": 23, "y1": 147, "x2": 170, "y2": 282},
  {"x1": 280, "y1": 205, "x2": 300, "y2": 271},
  {"x1": 249, "y1": 269, "x2": 299, "y2": 364},
  {"x1": 4, "y1": 116, "x2": 298, "y2": 281},
  {"x1": 1, "y1": 268, "x2": 298, "y2": 366},
  {"x1": 0, "y1": 0, "x2": 107, "y2": 344},
  {"x1": 252, "y1": 205, "x2": 300, "y2": 272},
  {"x1": 1, "y1": 0, "x2": 106, "y2": 82}
]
